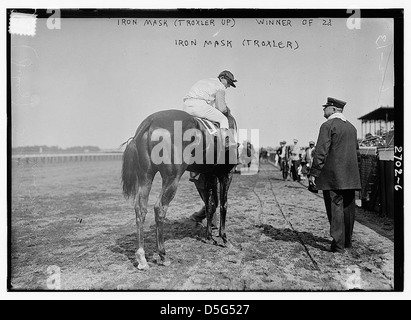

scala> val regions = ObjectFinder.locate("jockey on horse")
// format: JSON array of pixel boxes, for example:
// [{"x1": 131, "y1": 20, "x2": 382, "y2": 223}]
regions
[{"x1": 183, "y1": 70, "x2": 238, "y2": 183}]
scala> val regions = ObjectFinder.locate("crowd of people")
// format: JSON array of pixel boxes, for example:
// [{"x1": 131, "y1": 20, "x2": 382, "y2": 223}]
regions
[{"x1": 272, "y1": 139, "x2": 316, "y2": 182}]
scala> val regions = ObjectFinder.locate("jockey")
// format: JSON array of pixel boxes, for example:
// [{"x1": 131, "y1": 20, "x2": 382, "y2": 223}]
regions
[{"x1": 183, "y1": 70, "x2": 237, "y2": 148}]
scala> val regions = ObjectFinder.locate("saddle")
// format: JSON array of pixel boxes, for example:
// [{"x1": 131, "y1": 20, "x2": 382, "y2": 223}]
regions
[{"x1": 194, "y1": 117, "x2": 219, "y2": 135}]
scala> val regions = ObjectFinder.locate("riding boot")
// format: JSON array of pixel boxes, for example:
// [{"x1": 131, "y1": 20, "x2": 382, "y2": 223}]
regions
[
  {"x1": 189, "y1": 172, "x2": 200, "y2": 182},
  {"x1": 220, "y1": 128, "x2": 237, "y2": 151}
]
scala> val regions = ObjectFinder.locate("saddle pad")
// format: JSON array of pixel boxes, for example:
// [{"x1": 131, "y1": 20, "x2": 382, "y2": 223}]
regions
[{"x1": 194, "y1": 117, "x2": 219, "y2": 135}]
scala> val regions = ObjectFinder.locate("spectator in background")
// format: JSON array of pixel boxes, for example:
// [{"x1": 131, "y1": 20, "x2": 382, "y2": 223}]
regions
[
  {"x1": 276, "y1": 141, "x2": 289, "y2": 180},
  {"x1": 307, "y1": 141, "x2": 315, "y2": 167},
  {"x1": 289, "y1": 139, "x2": 302, "y2": 181},
  {"x1": 259, "y1": 147, "x2": 268, "y2": 164},
  {"x1": 309, "y1": 97, "x2": 361, "y2": 253},
  {"x1": 301, "y1": 141, "x2": 316, "y2": 180}
]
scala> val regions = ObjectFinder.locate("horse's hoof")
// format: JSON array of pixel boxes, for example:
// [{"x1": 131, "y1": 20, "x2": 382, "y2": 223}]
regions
[
  {"x1": 221, "y1": 238, "x2": 229, "y2": 247},
  {"x1": 201, "y1": 237, "x2": 218, "y2": 246},
  {"x1": 152, "y1": 253, "x2": 171, "y2": 266},
  {"x1": 218, "y1": 242, "x2": 227, "y2": 248},
  {"x1": 136, "y1": 249, "x2": 149, "y2": 270},
  {"x1": 160, "y1": 259, "x2": 171, "y2": 267},
  {"x1": 137, "y1": 262, "x2": 150, "y2": 270},
  {"x1": 220, "y1": 235, "x2": 228, "y2": 244},
  {"x1": 216, "y1": 237, "x2": 228, "y2": 248}
]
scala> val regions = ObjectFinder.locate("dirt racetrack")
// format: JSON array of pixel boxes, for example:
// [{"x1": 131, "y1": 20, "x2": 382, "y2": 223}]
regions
[{"x1": 10, "y1": 159, "x2": 394, "y2": 291}]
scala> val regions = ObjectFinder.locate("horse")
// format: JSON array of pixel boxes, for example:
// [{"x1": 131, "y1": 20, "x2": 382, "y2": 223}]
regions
[{"x1": 121, "y1": 108, "x2": 238, "y2": 270}]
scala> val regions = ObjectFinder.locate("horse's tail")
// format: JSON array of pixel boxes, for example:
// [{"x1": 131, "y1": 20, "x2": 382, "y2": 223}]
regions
[
  {"x1": 121, "y1": 114, "x2": 155, "y2": 199},
  {"x1": 121, "y1": 138, "x2": 139, "y2": 199}
]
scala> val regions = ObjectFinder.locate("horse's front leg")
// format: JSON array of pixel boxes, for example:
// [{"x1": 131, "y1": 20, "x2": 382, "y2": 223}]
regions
[
  {"x1": 203, "y1": 177, "x2": 218, "y2": 245},
  {"x1": 218, "y1": 172, "x2": 233, "y2": 245}
]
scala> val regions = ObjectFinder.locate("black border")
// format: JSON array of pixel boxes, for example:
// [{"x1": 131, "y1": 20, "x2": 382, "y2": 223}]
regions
[
  {"x1": 393, "y1": 13, "x2": 404, "y2": 292},
  {"x1": 6, "y1": 8, "x2": 404, "y2": 294},
  {"x1": 5, "y1": 8, "x2": 406, "y2": 19}
]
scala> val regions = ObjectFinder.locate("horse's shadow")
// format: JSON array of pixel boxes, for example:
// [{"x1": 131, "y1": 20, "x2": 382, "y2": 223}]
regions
[
  {"x1": 111, "y1": 217, "x2": 332, "y2": 269},
  {"x1": 260, "y1": 224, "x2": 331, "y2": 252},
  {"x1": 109, "y1": 217, "x2": 203, "y2": 268}
]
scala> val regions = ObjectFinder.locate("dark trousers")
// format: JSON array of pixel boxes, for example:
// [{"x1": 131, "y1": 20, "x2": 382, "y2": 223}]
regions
[
  {"x1": 279, "y1": 158, "x2": 289, "y2": 180},
  {"x1": 291, "y1": 160, "x2": 300, "y2": 181},
  {"x1": 323, "y1": 189, "x2": 356, "y2": 251}
]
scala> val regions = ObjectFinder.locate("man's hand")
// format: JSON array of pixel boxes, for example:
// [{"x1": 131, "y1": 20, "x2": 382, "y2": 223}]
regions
[
  {"x1": 309, "y1": 175, "x2": 316, "y2": 186},
  {"x1": 308, "y1": 175, "x2": 318, "y2": 193}
]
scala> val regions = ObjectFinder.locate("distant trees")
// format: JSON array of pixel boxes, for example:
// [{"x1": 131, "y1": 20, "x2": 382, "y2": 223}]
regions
[{"x1": 12, "y1": 145, "x2": 101, "y2": 154}]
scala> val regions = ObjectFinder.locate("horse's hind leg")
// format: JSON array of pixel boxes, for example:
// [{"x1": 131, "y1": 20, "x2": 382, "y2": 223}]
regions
[
  {"x1": 154, "y1": 172, "x2": 183, "y2": 266},
  {"x1": 135, "y1": 174, "x2": 154, "y2": 270},
  {"x1": 203, "y1": 176, "x2": 218, "y2": 245},
  {"x1": 218, "y1": 172, "x2": 233, "y2": 245}
]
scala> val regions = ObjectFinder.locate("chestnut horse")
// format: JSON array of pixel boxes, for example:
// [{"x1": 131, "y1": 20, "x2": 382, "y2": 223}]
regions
[{"x1": 121, "y1": 109, "x2": 237, "y2": 270}]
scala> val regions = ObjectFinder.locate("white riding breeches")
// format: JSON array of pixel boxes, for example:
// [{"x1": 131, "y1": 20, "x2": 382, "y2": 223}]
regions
[{"x1": 183, "y1": 98, "x2": 229, "y2": 129}]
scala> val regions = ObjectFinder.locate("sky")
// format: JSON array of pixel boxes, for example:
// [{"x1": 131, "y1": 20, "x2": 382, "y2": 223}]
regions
[{"x1": 10, "y1": 12, "x2": 395, "y2": 150}]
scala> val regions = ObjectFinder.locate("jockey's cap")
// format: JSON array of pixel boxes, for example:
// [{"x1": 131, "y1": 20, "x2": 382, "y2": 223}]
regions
[{"x1": 218, "y1": 70, "x2": 237, "y2": 88}]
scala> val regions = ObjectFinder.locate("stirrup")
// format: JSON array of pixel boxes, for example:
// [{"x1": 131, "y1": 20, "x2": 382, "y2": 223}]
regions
[{"x1": 189, "y1": 172, "x2": 200, "y2": 182}]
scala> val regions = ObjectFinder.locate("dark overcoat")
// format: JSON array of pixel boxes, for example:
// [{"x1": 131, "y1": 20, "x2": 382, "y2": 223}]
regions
[{"x1": 310, "y1": 117, "x2": 361, "y2": 190}]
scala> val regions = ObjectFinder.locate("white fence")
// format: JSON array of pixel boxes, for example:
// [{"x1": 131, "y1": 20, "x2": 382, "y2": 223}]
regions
[{"x1": 11, "y1": 153, "x2": 123, "y2": 165}]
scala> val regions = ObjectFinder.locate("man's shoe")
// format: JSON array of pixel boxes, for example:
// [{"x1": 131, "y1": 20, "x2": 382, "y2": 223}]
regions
[
  {"x1": 330, "y1": 241, "x2": 345, "y2": 253},
  {"x1": 330, "y1": 247, "x2": 345, "y2": 253}
]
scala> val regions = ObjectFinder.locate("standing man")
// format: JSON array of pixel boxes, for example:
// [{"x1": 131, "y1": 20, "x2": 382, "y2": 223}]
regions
[
  {"x1": 300, "y1": 141, "x2": 315, "y2": 181},
  {"x1": 290, "y1": 139, "x2": 301, "y2": 181},
  {"x1": 305, "y1": 140, "x2": 316, "y2": 176},
  {"x1": 276, "y1": 141, "x2": 289, "y2": 180},
  {"x1": 309, "y1": 97, "x2": 361, "y2": 253}
]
